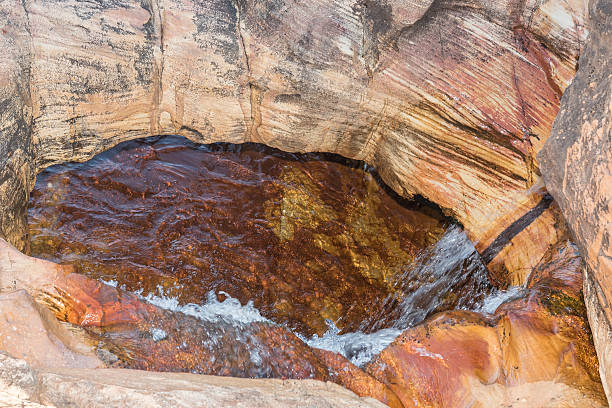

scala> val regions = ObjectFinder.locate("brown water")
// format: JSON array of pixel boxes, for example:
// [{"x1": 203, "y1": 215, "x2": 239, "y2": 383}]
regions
[{"x1": 28, "y1": 135, "x2": 492, "y2": 340}]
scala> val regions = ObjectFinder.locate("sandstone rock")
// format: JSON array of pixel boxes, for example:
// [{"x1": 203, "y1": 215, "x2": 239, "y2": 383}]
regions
[
  {"x1": 0, "y1": 353, "x2": 387, "y2": 408},
  {"x1": 0, "y1": 0, "x2": 608, "y2": 405},
  {"x1": 0, "y1": 0, "x2": 589, "y2": 287},
  {"x1": 538, "y1": 0, "x2": 612, "y2": 402},
  {"x1": 313, "y1": 348, "x2": 404, "y2": 408},
  {"x1": 0, "y1": 0, "x2": 34, "y2": 253},
  {"x1": 0, "y1": 239, "x2": 330, "y2": 379},
  {"x1": 364, "y1": 240, "x2": 607, "y2": 407},
  {"x1": 0, "y1": 290, "x2": 102, "y2": 369}
]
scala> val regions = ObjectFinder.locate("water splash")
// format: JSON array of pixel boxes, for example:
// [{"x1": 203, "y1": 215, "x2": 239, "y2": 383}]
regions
[
  {"x1": 477, "y1": 285, "x2": 526, "y2": 314},
  {"x1": 140, "y1": 286, "x2": 271, "y2": 325},
  {"x1": 99, "y1": 224, "x2": 495, "y2": 368},
  {"x1": 299, "y1": 320, "x2": 402, "y2": 367}
]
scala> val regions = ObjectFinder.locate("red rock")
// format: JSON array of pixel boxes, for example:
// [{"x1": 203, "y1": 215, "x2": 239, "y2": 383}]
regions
[{"x1": 313, "y1": 348, "x2": 404, "y2": 408}]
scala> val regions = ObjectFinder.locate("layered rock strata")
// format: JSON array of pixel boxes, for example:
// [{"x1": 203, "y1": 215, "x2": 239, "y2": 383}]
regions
[{"x1": 0, "y1": 0, "x2": 588, "y2": 285}]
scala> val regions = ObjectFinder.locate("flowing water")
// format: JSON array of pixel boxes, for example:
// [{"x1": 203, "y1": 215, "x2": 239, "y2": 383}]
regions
[{"x1": 28, "y1": 135, "x2": 497, "y2": 370}]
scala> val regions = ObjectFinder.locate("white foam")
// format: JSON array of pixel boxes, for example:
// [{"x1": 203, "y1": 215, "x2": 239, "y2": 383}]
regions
[
  {"x1": 150, "y1": 327, "x2": 168, "y2": 342},
  {"x1": 102, "y1": 281, "x2": 403, "y2": 367},
  {"x1": 101, "y1": 279, "x2": 118, "y2": 287},
  {"x1": 299, "y1": 320, "x2": 403, "y2": 367},
  {"x1": 477, "y1": 285, "x2": 525, "y2": 314},
  {"x1": 142, "y1": 288, "x2": 271, "y2": 325}
]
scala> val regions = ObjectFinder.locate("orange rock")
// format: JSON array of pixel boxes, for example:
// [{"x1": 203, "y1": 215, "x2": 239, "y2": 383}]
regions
[
  {"x1": 364, "y1": 240, "x2": 607, "y2": 407},
  {"x1": 0, "y1": 289, "x2": 102, "y2": 369},
  {"x1": 313, "y1": 348, "x2": 404, "y2": 408},
  {"x1": 366, "y1": 310, "x2": 502, "y2": 407}
]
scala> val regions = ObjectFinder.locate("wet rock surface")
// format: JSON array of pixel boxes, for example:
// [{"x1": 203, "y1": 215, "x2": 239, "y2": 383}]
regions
[
  {"x1": 0, "y1": 237, "x2": 606, "y2": 407},
  {"x1": 27, "y1": 136, "x2": 492, "y2": 337},
  {"x1": 364, "y1": 240, "x2": 607, "y2": 407}
]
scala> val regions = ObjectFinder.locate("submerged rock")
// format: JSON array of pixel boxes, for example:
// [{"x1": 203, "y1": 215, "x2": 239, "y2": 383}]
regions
[{"x1": 28, "y1": 137, "x2": 492, "y2": 337}]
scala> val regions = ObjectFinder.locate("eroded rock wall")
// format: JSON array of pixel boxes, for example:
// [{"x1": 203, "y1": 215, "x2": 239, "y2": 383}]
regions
[
  {"x1": 0, "y1": 0, "x2": 34, "y2": 253},
  {"x1": 539, "y1": 0, "x2": 612, "y2": 400},
  {"x1": 0, "y1": 0, "x2": 587, "y2": 286}
]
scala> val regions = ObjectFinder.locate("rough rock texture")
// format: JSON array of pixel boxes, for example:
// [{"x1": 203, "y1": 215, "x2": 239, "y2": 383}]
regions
[
  {"x1": 0, "y1": 353, "x2": 387, "y2": 408},
  {"x1": 539, "y1": 0, "x2": 612, "y2": 402},
  {"x1": 0, "y1": 0, "x2": 34, "y2": 253},
  {"x1": 364, "y1": 240, "x2": 607, "y2": 407},
  {"x1": 0, "y1": 238, "x2": 404, "y2": 406},
  {"x1": 0, "y1": 0, "x2": 589, "y2": 285}
]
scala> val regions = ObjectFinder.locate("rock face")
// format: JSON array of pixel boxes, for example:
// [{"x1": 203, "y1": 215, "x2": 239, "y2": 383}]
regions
[
  {"x1": 0, "y1": 290, "x2": 102, "y2": 369},
  {"x1": 363, "y1": 240, "x2": 607, "y2": 407},
  {"x1": 0, "y1": 353, "x2": 387, "y2": 408},
  {"x1": 0, "y1": 233, "x2": 607, "y2": 406},
  {"x1": 538, "y1": 0, "x2": 612, "y2": 402},
  {"x1": 0, "y1": 0, "x2": 588, "y2": 286},
  {"x1": 0, "y1": 0, "x2": 34, "y2": 253}
]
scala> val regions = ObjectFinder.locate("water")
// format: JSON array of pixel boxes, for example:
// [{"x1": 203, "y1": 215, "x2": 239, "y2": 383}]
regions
[
  {"x1": 357, "y1": 225, "x2": 493, "y2": 332},
  {"x1": 300, "y1": 322, "x2": 403, "y2": 367},
  {"x1": 142, "y1": 287, "x2": 271, "y2": 325},
  {"x1": 477, "y1": 285, "x2": 526, "y2": 314},
  {"x1": 28, "y1": 135, "x2": 496, "y2": 370},
  {"x1": 125, "y1": 280, "x2": 514, "y2": 368},
  {"x1": 131, "y1": 283, "x2": 402, "y2": 367}
]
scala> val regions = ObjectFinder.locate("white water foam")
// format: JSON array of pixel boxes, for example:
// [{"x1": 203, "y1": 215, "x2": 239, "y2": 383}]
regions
[
  {"x1": 100, "y1": 282, "x2": 399, "y2": 366},
  {"x1": 477, "y1": 285, "x2": 525, "y2": 314},
  {"x1": 96, "y1": 226, "x2": 513, "y2": 368},
  {"x1": 142, "y1": 288, "x2": 271, "y2": 325},
  {"x1": 299, "y1": 320, "x2": 402, "y2": 367}
]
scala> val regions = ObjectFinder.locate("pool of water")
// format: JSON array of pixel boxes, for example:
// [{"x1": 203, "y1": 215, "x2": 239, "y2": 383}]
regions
[{"x1": 28, "y1": 135, "x2": 494, "y2": 369}]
